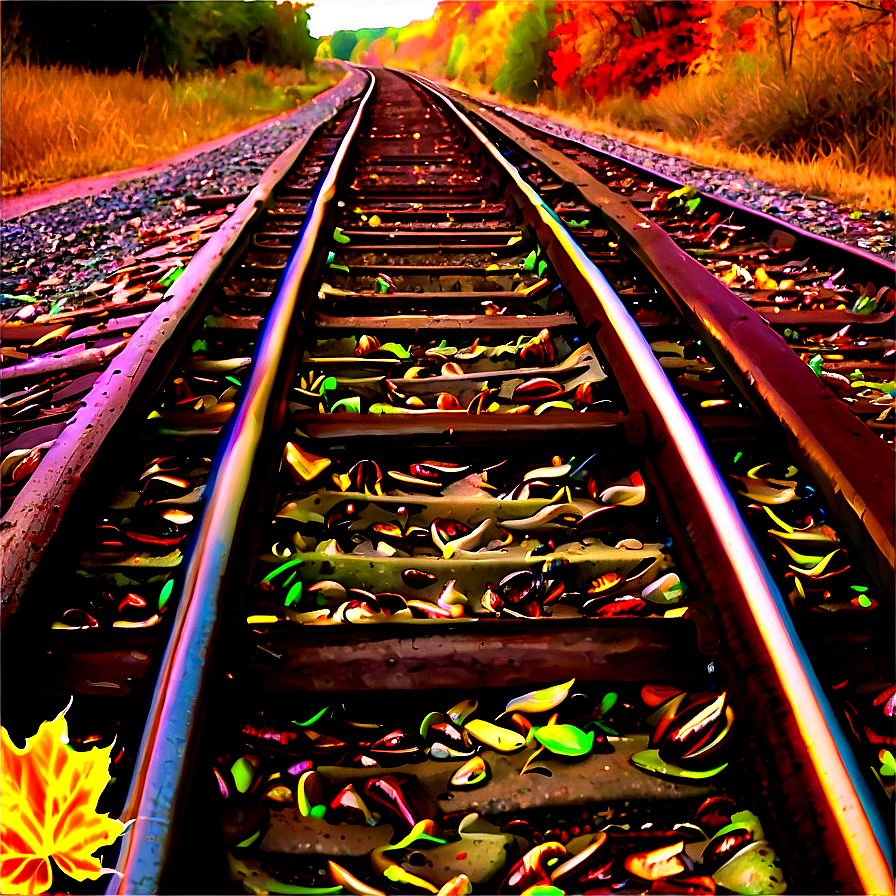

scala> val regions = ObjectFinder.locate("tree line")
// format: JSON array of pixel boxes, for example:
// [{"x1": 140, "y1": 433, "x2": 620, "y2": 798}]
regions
[{"x1": 1, "y1": 1, "x2": 318, "y2": 74}]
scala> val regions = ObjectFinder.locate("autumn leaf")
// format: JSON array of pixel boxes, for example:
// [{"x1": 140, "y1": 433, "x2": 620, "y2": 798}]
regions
[{"x1": 1, "y1": 704, "x2": 127, "y2": 895}]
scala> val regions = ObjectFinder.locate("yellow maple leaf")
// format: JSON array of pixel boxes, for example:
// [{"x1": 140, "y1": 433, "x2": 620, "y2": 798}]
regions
[{"x1": 1, "y1": 704, "x2": 127, "y2": 895}]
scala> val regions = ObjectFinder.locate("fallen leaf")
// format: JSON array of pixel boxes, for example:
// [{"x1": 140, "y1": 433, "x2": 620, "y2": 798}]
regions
[{"x1": 1, "y1": 704, "x2": 127, "y2": 894}]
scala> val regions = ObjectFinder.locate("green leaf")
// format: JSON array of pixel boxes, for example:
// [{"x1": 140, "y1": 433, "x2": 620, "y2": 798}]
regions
[
  {"x1": 192, "y1": 339, "x2": 209, "y2": 353},
  {"x1": 293, "y1": 706, "x2": 330, "y2": 727},
  {"x1": 284, "y1": 581, "x2": 303, "y2": 607},
  {"x1": 537, "y1": 260, "x2": 547, "y2": 277},
  {"x1": 585, "y1": 718, "x2": 618, "y2": 736},
  {"x1": 522, "y1": 250, "x2": 537, "y2": 271},
  {"x1": 261, "y1": 557, "x2": 304, "y2": 585},
  {"x1": 329, "y1": 264, "x2": 350, "y2": 273},
  {"x1": 369, "y1": 403, "x2": 409, "y2": 414},
  {"x1": 714, "y1": 810, "x2": 766, "y2": 842},
  {"x1": 807, "y1": 355, "x2": 824, "y2": 376},
  {"x1": 158, "y1": 579, "x2": 174, "y2": 612},
  {"x1": 534, "y1": 400, "x2": 574, "y2": 415},
  {"x1": 534, "y1": 724, "x2": 595, "y2": 756},
  {"x1": 685, "y1": 197, "x2": 701, "y2": 214},
  {"x1": 850, "y1": 379, "x2": 895, "y2": 392},
  {"x1": 713, "y1": 841, "x2": 786, "y2": 895},
  {"x1": 879, "y1": 749, "x2": 895, "y2": 777},
  {"x1": 385, "y1": 820, "x2": 447, "y2": 850},
  {"x1": 333, "y1": 227, "x2": 350, "y2": 244},
  {"x1": 668, "y1": 184, "x2": 697, "y2": 201},
  {"x1": 850, "y1": 210, "x2": 863, "y2": 220},
  {"x1": 231, "y1": 756, "x2": 256, "y2": 793},
  {"x1": 235, "y1": 830, "x2": 262, "y2": 848},
  {"x1": 600, "y1": 692, "x2": 618, "y2": 715},
  {"x1": 851, "y1": 295, "x2": 879, "y2": 314},
  {"x1": 158, "y1": 265, "x2": 185, "y2": 287},
  {"x1": 631, "y1": 748, "x2": 728, "y2": 779},
  {"x1": 378, "y1": 342, "x2": 412, "y2": 359}
]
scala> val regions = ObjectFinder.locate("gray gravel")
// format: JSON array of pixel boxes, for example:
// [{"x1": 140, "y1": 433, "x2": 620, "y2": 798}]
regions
[
  {"x1": 481, "y1": 101, "x2": 895, "y2": 262},
  {"x1": 0, "y1": 69, "x2": 366, "y2": 315}
]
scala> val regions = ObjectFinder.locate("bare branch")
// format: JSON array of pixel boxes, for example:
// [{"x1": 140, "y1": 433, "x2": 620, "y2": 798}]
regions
[{"x1": 842, "y1": 0, "x2": 895, "y2": 13}]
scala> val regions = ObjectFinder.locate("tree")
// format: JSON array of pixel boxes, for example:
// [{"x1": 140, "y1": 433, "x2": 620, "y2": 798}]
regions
[
  {"x1": 146, "y1": 2, "x2": 318, "y2": 74},
  {"x1": 330, "y1": 30, "x2": 360, "y2": 60},
  {"x1": 494, "y1": 1, "x2": 558, "y2": 103},
  {"x1": 267, "y1": 2, "x2": 318, "y2": 69},
  {"x1": 549, "y1": 2, "x2": 714, "y2": 100},
  {"x1": 1, "y1": 2, "x2": 155, "y2": 71}
]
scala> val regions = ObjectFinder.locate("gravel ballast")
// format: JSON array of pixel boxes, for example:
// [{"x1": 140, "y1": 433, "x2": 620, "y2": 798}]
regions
[
  {"x1": 467, "y1": 98, "x2": 894, "y2": 262},
  {"x1": 0, "y1": 68, "x2": 367, "y2": 316}
]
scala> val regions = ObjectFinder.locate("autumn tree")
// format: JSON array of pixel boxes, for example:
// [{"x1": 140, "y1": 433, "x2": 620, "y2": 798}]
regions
[{"x1": 550, "y1": 1, "x2": 716, "y2": 101}]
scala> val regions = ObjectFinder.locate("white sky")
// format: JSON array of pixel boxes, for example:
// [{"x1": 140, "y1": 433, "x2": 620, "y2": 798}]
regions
[{"x1": 306, "y1": 1, "x2": 440, "y2": 38}]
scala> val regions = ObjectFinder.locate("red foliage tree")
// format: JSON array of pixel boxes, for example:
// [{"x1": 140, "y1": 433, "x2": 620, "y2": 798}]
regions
[{"x1": 550, "y1": 1, "x2": 740, "y2": 100}]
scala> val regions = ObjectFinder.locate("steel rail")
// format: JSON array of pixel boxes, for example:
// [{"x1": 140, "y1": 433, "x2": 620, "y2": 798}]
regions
[
  {"x1": 410, "y1": 71, "x2": 893, "y2": 895},
  {"x1": 108, "y1": 72, "x2": 376, "y2": 895},
  {"x1": 441, "y1": 90, "x2": 896, "y2": 599},
  {"x1": 0, "y1": 69, "x2": 369, "y2": 627}
]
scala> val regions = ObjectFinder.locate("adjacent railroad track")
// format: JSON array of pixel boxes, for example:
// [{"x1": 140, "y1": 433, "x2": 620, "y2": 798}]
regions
[{"x1": 0, "y1": 68, "x2": 892, "y2": 896}]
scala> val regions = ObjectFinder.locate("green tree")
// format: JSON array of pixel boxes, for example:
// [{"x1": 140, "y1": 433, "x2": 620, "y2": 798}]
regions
[
  {"x1": 266, "y1": 2, "x2": 318, "y2": 69},
  {"x1": 493, "y1": 1, "x2": 558, "y2": 104},
  {"x1": 330, "y1": 30, "x2": 360, "y2": 60},
  {"x1": 146, "y1": 2, "x2": 317, "y2": 73}
]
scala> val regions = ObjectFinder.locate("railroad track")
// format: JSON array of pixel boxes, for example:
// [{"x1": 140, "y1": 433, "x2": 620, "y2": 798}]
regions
[{"x1": 0, "y1": 69, "x2": 891, "y2": 896}]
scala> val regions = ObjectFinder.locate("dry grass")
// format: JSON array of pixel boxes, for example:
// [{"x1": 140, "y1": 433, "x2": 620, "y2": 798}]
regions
[
  {"x1": 0, "y1": 63, "x2": 341, "y2": 195},
  {"x1": 530, "y1": 100, "x2": 893, "y2": 210},
  {"x1": 449, "y1": 35, "x2": 895, "y2": 211}
]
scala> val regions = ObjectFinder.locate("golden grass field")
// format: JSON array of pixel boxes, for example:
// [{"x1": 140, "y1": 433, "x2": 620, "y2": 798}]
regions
[{"x1": 1, "y1": 63, "x2": 341, "y2": 195}]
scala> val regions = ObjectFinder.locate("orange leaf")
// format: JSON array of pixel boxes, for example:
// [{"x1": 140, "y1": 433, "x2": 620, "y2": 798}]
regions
[{"x1": 1, "y1": 705, "x2": 127, "y2": 894}]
